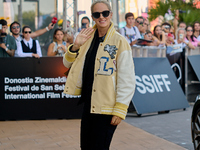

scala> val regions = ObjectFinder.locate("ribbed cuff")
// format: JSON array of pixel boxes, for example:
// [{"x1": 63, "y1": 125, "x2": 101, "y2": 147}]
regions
[{"x1": 112, "y1": 102, "x2": 128, "y2": 120}]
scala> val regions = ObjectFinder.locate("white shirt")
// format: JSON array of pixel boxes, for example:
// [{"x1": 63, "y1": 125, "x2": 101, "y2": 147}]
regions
[
  {"x1": 119, "y1": 26, "x2": 141, "y2": 44},
  {"x1": 174, "y1": 39, "x2": 188, "y2": 49},
  {"x1": 15, "y1": 35, "x2": 23, "y2": 43},
  {"x1": 14, "y1": 38, "x2": 42, "y2": 57}
]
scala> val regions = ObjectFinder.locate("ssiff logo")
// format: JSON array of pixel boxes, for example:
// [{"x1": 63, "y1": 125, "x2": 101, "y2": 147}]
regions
[{"x1": 135, "y1": 74, "x2": 171, "y2": 94}]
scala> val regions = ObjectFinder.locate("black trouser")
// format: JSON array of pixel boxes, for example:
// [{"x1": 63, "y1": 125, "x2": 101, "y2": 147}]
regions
[{"x1": 81, "y1": 105, "x2": 117, "y2": 150}]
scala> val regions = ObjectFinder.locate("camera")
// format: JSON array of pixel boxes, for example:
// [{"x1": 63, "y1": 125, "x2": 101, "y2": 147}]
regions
[
  {"x1": 81, "y1": 23, "x2": 87, "y2": 29},
  {"x1": 179, "y1": 34, "x2": 183, "y2": 40},
  {"x1": 0, "y1": 24, "x2": 7, "y2": 44}
]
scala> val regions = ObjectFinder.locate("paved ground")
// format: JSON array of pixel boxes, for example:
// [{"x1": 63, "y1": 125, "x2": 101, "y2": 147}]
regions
[
  {"x1": 0, "y1": 119, "x2": 186, "y2": 150},
  {"x1": 125, "y1": 104, "x2": 194, "y2": 150}
]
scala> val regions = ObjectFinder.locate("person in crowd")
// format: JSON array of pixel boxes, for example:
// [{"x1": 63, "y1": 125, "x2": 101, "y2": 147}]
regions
[
  {"x1": 173, "y1": 10, "x2": 186, "y2": 34},
  {"x1": 170, "y1": 26, "x2": 175, "y2": 37},
  {"x1": 74, "y1": 16, "x2": 90, "y2": 41},
  {"x1": 185, "y1": 25, "x2": 200, "y2": 47},
  {"x1": 0, "y1": 19, "x2": 17, "y2": 57},
  {"x1": 66, "y1": 20, "x2": 71, "y2": 28},
  {"x1": 153, "y1": 25, "x2": 166, "y2": 46},
  {"x1": 193, "y1": 21, "x2": 200, "y2": 41},
  {"x1": 135, "y1": 16, "x2": 147, "y2": 38},
  {"x1": 179, "y1": 22, "x2": 187, "y2": 29},
  {"x1": 161, "y1": 22, "x2": 171, "y2": 34},
  {"x1": 135, "y1": 16, "x2": 144, "y2": 28},
  {"x1": 47, "y1": 28, "x2": 67, "y2": 56},
  {"x1": 64, "y1": 28, "x2": 74, "y2": 46},
  {"x1": 144, "y1": 18, "x2": 150, "y2": 31},
  {"x1": 10, "y1": 21, "x2": 55, "y2": 44},
  {"x1": 175, "y1": 28, "x2": 195, "y2": 49},
  {"x1": 65, "y1": 19, "x2": 75, "y2": 36},
  {"x1": 144, "y1": 30, "x2": 159, "y2": 46},
  {"x1": 120, "y1": 12, "x2": 141, "y2": 46},
  {"x1": 63, "y1": 1, "x2": 135, "y2": 149},
  {"x1": 161, "y1": 22, "x2": 174, "y2": 45},
  {"x1": 15, "y1": 26, "x2": 42, "y2": 58}
]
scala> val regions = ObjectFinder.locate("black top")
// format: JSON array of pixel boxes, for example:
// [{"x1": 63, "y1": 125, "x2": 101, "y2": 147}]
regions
[
  {"x1": 79, "y1": 30, "x2": 106, "y2": 110},
  {"x1": 21, "y1": 40, "x2": 37, "y2": 53}
]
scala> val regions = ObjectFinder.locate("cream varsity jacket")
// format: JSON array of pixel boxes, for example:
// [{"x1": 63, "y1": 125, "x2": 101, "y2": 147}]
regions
[{"x1": 63, "y1": 22, "x2": 135, "y2": 120}]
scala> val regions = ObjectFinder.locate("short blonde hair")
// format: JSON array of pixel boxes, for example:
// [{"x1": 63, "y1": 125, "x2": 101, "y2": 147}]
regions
[{"x1": 91, "y1": 0, "x2": 112, "y2": 13}]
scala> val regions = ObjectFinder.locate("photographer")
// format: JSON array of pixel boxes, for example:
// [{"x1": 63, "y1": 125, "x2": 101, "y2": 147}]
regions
[
  {"x1": 0, "y1": 19, "x2": 17, "y2": 57},
  {"x1": 161, "y1": 22, "x2": 175, "y2": 46},
  {"x1": 175, "y1": 28, "x2": 195, "y2": 49},
  {"x1": 74, "y1": 16, "x2": 90, "y2": 42}
]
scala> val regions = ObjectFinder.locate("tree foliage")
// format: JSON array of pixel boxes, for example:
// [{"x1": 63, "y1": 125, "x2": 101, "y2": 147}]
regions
[
  {"x1": 22, "y1": 11, "x2": 36, "y2": 31},
  {"x1": 148, "y1": 0, "x2": 200, "y2": 25}
]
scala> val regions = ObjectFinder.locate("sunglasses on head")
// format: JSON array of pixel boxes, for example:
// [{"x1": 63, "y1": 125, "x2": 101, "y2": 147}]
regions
[
  {"x1": 92, "y1": 10, "x2": 110, "y2": 19},
  {"x1": 24, "y1": 31, "x2": 32, "y2": 34},
  {"x1": 12, "y1": 26, "x2": 20, "y2": 29},
  {"x1": 164, "y1": 25, "x2": 170, "y2": 29}
]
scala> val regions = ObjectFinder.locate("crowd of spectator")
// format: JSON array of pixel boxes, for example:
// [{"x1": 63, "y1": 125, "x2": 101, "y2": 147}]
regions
[
  {"x1": 120, "y1": 12, "x2": 199, "y2": 51},
  {"x1": 0, "y1": 10, "x2": 200, "y2": 58}
]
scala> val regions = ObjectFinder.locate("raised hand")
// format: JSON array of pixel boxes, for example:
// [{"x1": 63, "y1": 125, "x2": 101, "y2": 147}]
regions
[
  {"x1": 71, "y1": 28, "x2": 94, "y2": 51},
  {"x1": 48, "y1": 23, "x2": 55, "y2": 30}
]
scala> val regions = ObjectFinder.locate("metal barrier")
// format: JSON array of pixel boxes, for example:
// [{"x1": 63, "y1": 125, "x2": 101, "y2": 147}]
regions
[
  {"x1": 132, "y1": 45, "x2": 200, "y2": 102},
  {"x1": 132, "y1": 46, "x2": 166, "y2": 57},
  {"x1": 185, "y1": 47, "x2": 200, "y2": 102}
]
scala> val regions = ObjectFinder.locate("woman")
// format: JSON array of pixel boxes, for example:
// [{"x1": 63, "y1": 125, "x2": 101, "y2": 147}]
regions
[
  {"x1": 64, "y1": 28, "x2": 74, "y2": 45},
  {"x1": 47, "y1": 28, "x2": 67, "y2": 56},
  {"x1": 153, "y1": 25, "x2": 166, "y2": 46},
  {"x1": 63, "y1": 1, "x2": 135, "y2": 150},
  {"x1": 144, "y1": 30, "x2": 159, "y2": 46},
  {"x1": 175, "y1": 28, "x2": 195, "y2": 49},
  {"x1": 185, "y1": 25, "x2": 200, "y2": 47},
  {"x1": 15, "y1": 26, "x2": 42, "y2": 58},
  {"x1": 193, "y1": 21, "x2": 200, "y2": 41}
]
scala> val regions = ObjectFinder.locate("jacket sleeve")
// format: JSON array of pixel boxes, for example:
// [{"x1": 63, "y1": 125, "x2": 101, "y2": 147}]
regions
[
  {"x1": 63, "y1": 44, "x2": 79, "y2": 68},
  {"x1": 112, "y1": 40, "x2": 136, "y2": 120}
]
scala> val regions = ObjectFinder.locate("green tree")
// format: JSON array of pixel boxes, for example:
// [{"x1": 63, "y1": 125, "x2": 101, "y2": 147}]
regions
[
  {"x1": 22, "y1": 11, "x2": 36, "y2": 31},
  {"x1": 148, "y1": 0, "x2": 200, "y2": 25}
]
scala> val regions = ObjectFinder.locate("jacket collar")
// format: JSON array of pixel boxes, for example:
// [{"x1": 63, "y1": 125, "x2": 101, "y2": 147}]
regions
[{"x1": 92, "y1": 22, "x2": 116, "y2": 43}]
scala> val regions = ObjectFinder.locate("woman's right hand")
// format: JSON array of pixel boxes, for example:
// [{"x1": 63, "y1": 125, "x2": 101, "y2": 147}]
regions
[{"x1": 71, "y1": 28, "x2": 94, "y2": 51}]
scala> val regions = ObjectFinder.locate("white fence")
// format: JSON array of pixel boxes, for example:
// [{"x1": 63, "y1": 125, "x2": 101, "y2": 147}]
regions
[
  {"x1": 132, "y1": 46, "x2": 166, "y2": 57},
  {"x1": 185, "y1": 47, "x2": 200, "y2": 102}
]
